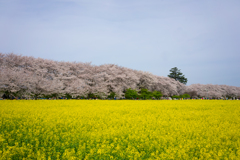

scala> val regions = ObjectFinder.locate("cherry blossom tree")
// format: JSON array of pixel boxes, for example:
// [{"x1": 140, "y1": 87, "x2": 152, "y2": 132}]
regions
[
  {"x1": 187, "y1": 84, "x2": 240, "y2": 99},
  {"x1": 1, "y1": 53, "x2": 239, "y2": 99}
]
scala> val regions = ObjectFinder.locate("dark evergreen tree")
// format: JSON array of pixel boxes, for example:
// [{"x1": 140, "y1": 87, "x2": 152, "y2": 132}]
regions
[{"x1": 168, "y1": 67, "x2": 188, "y2": 84}]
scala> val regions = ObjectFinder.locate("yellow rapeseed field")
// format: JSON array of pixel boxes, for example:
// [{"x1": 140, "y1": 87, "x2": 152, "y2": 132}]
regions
[{"x1": 0, "y1": 100, "x2": 240, "y2": 159}]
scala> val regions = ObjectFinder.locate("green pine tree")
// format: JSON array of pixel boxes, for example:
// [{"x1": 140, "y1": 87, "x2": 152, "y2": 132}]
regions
[{"x1": 168, "y1": 67, "x2": 188, "y2": 84}]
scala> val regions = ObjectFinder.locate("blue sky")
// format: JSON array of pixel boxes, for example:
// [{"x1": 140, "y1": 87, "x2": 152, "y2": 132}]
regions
[{"x1": 1, "y1": 0, "x2": 240, "y2": 86}]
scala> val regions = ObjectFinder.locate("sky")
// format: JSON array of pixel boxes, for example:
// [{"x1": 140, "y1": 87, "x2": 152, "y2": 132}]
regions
[{"x1": 1, "y1": 0, "x2": 240, "y2": 86}]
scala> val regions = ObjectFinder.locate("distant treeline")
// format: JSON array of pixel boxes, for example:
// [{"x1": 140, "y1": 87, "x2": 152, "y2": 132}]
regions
[{"x1": 0, "y1": 53, "x2": 239, "y2": 99}]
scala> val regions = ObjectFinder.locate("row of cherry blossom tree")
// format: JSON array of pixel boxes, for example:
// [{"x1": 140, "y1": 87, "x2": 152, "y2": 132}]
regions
[
  {"x1": 0, "y1": 53, "x2": 239, "y2": 98},
  {"x1": 186, "y1": 84, "x2": 240, "y2": 99}
]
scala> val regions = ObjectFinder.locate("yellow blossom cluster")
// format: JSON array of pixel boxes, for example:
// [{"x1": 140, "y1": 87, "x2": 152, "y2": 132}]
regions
[{"x1": 0, "y1": 100, "x2": 240, "y2": 159}]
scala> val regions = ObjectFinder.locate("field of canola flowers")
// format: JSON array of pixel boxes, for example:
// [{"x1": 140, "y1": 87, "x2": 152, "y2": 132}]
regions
[{"x1": 0, "y1": 100, "x2": 240, "y2": 160}]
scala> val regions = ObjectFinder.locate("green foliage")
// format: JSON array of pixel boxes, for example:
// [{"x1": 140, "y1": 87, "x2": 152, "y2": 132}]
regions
[
  {"x1": 172, "y1": 93, "x2": 190, "y2": 99},
  {"x1": 3, "y1": 90, "x2": 25, "y2": 98},
  {"x1": 87, "y1": 93, "x2": 102, "y2": 99},
  {"x1": 65, "y1": 93, "x2": 72, "y2": 99},
  {"x1": 181, "y1": 93, "x2": 190, "y2": 98},
  {"x1": 152, "y1": 91, "x2": 163, "y2": 99},
  {"x1": 139, "y1": 88, "x2": 152, "y2": 99},
  {"x1": 108, "y1": 92, "x2": 116, "y2": 99},
  {"x1": 87, "y1": 93, "x2": 103, "y2": 99},
  {"x1": 172, "y1": 95, "x2": 180, "y2": 99},
  {"x1": 168, "y1": 67, "x2": 188, "y2": 84},
  {"x1": 124, "y1": 88, "x2": 162, "y2": 100},
  {"x1": 12, "y1": 91, "x2": 21, "y2": 97},
  {"x1": 125, "y1": 88, "x2": 138, "y2": 99}
]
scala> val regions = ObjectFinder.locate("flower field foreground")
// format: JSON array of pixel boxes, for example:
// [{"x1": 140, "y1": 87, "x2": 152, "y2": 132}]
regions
[{"x1": 0, "y1": 100, "x2": 240, "y2": 159}]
